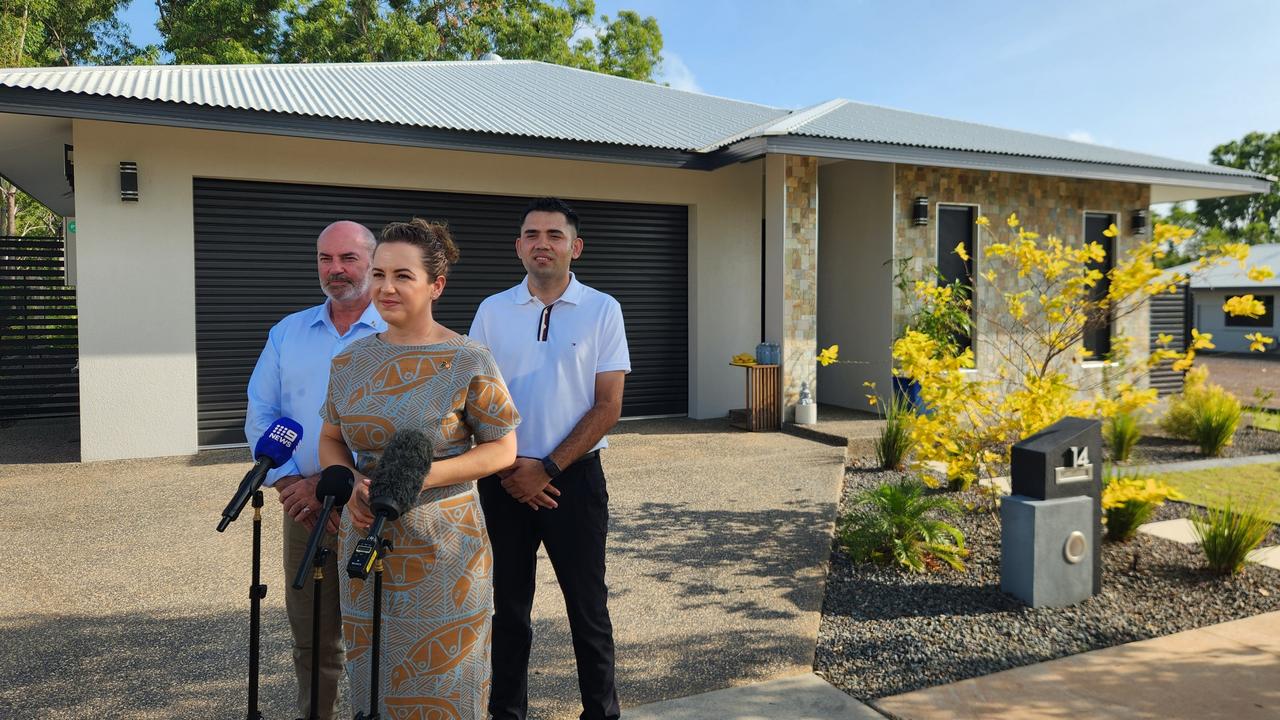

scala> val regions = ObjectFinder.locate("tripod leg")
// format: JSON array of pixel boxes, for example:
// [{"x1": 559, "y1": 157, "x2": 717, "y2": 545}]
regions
[
  {"x1": 247, "y1": 490, "x2": 265, "y2": 720},
  {"x1": 370, "y1": 559, "x2": 383, "y2": 719},
  {"x1": 308, "y1": 548, "x2": 327, "y2": 720}
]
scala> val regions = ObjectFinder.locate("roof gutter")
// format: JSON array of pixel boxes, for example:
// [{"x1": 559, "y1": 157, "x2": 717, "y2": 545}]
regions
[
  {"x1": 699, "y1": 136, "x2": 1272, "y2": 195},
  {"x1": 0, "y1": 86, "x2": 707, "y2": 170}
]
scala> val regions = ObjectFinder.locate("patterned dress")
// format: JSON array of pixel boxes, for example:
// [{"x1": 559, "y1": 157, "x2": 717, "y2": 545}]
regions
[{"x1": 322, "y1": 334, "x2": 519, "y2": 720}]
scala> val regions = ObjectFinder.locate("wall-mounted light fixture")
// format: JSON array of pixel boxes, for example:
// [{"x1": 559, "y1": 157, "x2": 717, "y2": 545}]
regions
[
  {"x1": 120, "y1": 162, "x2": 138, "y2": 202},
  {"x1": 912, "y1": 196, "x2": 929, "y2": 226},
  {"x1": 64, "y1": 145, "x2": 74, "y2": 191},
  {"x1": 1130, "y1": 209, "x2": 1148, "y2": 236}
]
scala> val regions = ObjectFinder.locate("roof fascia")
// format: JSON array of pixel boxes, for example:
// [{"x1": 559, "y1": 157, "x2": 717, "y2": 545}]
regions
[
  {"x1": 701, "y1": 135, "x2": 1272, "y2": 194},
  {"x1": 0, "y1": 86, "x2": 705, "y2": 170}
]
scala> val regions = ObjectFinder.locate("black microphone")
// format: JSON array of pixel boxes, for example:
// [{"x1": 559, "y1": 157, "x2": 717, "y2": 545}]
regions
[
  {"x1": 291, "y1": 465, "x2": 356, "y2": 590},
  {"x1": 347, "y1": 430, "x2": 433, "y2": 580},
  {"x1": 218, "y1": 417, "x2": 304, "y2": 532}
]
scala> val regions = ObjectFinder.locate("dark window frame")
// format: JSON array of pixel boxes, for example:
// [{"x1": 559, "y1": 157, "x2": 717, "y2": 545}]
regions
[{"x1": 935, "y1": 203, "x2": 978, "y2": 356}]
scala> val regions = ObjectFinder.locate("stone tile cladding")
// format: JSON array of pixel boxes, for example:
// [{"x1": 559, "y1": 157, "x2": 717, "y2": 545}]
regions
[
  {"x1": 784, "y1": 155, "x2": 820, "y2": 412},
  {"x1": 894, "y1": 165, "x2": 1152, "y2": 388}
]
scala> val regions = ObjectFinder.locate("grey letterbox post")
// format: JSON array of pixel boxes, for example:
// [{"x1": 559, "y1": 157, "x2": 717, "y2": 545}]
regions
[{"x1": 1001, "y1": 416, "x2": 1103, "y2": 607}]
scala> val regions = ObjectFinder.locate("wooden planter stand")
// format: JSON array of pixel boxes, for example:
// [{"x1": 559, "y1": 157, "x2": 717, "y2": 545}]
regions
[{"x1": 728, "y1": 363, "x2": 780, "y2": 432}]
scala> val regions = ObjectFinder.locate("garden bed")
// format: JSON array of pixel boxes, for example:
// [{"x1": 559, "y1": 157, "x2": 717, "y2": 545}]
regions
[
  {"x1": 1112, "y1": 424, "x2": 1280, "y2": 466},
  {"x1": 814, "y1": 462, "x2": 1280, "y2": 701}
]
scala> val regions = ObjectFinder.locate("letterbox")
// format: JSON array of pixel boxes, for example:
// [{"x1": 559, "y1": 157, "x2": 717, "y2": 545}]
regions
[{"x1": 1001, "y1": 416, "x2": 1103, "y2": 607}]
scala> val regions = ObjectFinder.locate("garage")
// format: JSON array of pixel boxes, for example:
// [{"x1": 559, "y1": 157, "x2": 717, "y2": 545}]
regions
[{"x1": 194, "y1": 178, "x2": 689, "y2": 447}]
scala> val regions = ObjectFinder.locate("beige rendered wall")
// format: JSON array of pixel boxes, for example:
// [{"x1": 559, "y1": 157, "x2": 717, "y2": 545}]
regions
[
  {"x1": 816, "y1": 159, "x2": 895, "y2": 411},
  {"x1": 71, "y1": 120, "x2": 762, "y2": 460}
]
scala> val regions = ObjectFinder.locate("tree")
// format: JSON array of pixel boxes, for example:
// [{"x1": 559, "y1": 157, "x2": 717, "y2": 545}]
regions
[
  {"x1": 159, "y1": 0, "x2": 666, "y2": 82},
  {"x1": 1, "y1": 0, "x2": 153, "y2": 66},
  {"x1": 1196, "y1": 131, "x2": 1280, "y2": 245}
]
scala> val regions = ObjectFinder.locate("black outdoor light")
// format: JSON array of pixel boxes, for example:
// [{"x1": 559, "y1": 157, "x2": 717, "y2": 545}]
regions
[
  {"x1": 912, "y1": 196, "x2": 929, "y2": 226},
  {"x1": 64, "y1": 145, "x2": 74, "y2": 191},
  {"x1": 1130, "y1": 209, "x2": 1148, "y2": 235},
  {"x1": 120, "y1": 161, "x2": 138, "y2": 202}
]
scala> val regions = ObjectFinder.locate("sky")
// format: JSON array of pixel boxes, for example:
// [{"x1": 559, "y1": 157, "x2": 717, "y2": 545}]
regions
[{"x1": 120, "y1": 0, "x2": 1280, "y2": 166}]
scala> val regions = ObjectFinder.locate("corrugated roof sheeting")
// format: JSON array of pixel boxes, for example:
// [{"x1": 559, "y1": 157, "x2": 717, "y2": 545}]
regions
[
  {"x1": 1164, "y1": 244, "x2": 1280, "y2": 289},
  {"x1": 0, "y1": 60, "x2": 789, "y2": 151},
  {"x1": 782, "y1": 100, "x2": 1262, "y2": 179},
  {"x1": 0, "y1": 60, "x2": 1270, "y2": 185}
]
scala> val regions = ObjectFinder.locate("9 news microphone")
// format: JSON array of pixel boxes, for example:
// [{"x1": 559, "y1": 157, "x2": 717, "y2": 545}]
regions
[
  {"x1": 291, "y1": 465, "x2": 356, "y2": 590},
  {"x1": 217, "y1": 417, "x2": 304, "y2": 532},
  {"x1": 347, "y1": 430, "x2": 433, "y2": 580}
]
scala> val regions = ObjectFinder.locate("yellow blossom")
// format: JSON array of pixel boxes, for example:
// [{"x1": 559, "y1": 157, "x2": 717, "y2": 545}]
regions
[
  {"x1": 866, "y1": 395, "x2": 878, "y2": 406},
  {"x1": 1102, "y1": 223, "x2": 1119, "y2": 238},
  {"x1": 1006, "y1": 212, "x2": 1020, "y2": 228},
  {"x1": 1157, "y1": 333, "x2": 1173, "y2": 346},
  {"x1": 976, "y1": 215, "x2": 990, "y2": 227},
  {"x1": 818, "y1": 344, "x2": 839, "y2": 366},
  {"x1": 1190, "y1": 329, "x2": 1215, "y2": 350},
  {"x1": 1248, "y1": 265, "x2": 1275, "y2": 282},
  {"x1": 1246, "y1": 332, "x2": 1275, "y2": 352},
  {"x1": 1223, "y1": 295, "x2": 1266, "y2": 318},
  {"x1": 954, "y1": 242, "x2": 970, "y2": 262}
]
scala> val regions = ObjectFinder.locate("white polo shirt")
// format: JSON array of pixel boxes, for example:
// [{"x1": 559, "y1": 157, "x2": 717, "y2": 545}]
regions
[{"x1": 469, "y1": 273, "x2": 630, "y2": 459}]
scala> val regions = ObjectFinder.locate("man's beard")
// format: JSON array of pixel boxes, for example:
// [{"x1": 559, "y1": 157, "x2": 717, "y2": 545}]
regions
[{"x1": 322, "y1": 273, "x2": 369, "y2": 301}]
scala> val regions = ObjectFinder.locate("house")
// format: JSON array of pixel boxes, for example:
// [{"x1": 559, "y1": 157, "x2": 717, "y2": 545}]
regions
[
  {"x1": 1165, "y1": 244, "x2": 1280, "y2": 354},
  {"x1": 0, "y1": 60, "x2": 1271, "y2": 461}
]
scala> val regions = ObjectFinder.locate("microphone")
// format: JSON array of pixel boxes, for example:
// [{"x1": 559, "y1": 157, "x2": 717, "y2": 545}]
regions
[
  {"x1": 291, "y1": 465, "x2": 356, "y2": 590},
  {"x1": 217, "y1": 417, "x2": 304, "y2": 532},
  {"x1": 347, "y1": 430, "x2": 433, "y2": 580}
]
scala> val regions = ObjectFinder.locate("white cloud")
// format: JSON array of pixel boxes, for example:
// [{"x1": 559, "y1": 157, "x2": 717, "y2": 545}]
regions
[
  {"x1": 1067, "y1": 130, "x2": 1097, "y2": 144},
  {"x1": 660, "y1": 52, "x2": 702, "y2": 94}
]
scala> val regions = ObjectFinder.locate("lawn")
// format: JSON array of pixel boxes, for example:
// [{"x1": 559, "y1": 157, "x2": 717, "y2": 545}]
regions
[
  {"x1": 1247, "y1": 407, "x2": 1280, "y2": 433},
  {"x1": 1154, "y1": 462, "x2": 1280, "y2": 523}
]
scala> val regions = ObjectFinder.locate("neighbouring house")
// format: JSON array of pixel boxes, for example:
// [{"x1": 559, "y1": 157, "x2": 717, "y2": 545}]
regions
[
  {"x1": 1166, "y1": 244, "x2": 1280, "y2": 355},
  {"x1": 0, "y1": 60, "x2": 1271, "y2": 462}
]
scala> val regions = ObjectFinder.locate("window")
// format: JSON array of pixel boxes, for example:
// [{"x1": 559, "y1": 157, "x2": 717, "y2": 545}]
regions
[
  {"x1": 1083, "y1": 212, "x2": 1117, "y2": 360},
  {"x1": 1225, "y1": 295, "x2": 1274, "y2": 327},
  {"x1": 936, "y1": 204, "x2": 976, "y2": 353}
]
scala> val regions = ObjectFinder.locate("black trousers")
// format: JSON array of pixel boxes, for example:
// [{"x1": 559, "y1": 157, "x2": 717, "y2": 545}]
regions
[{"x1": 479, "y1": 452, "x2": 620, "y2": 720}]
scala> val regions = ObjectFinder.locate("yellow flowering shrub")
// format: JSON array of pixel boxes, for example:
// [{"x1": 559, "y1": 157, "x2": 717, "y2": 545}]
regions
[
  {"x1": 892, "y1": 216, "x2": 1273, "y2": 490},
  {"x1": 1102, "y1": 472, "x2": 1183, "y2": 542}
]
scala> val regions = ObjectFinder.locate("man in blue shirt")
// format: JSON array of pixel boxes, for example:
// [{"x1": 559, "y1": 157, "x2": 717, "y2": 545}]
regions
[{"x1": 245, "y1": 220, "x2": 384, "y2": 720}]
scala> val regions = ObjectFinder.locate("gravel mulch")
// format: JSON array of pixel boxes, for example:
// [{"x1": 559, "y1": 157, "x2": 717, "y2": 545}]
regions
[
  {"x1": 1115, "y1": 425, "x2": 1280, "y2": 465},
  {"x1": 814, "y1": 462, "x2": 1280, "y2": 701}
]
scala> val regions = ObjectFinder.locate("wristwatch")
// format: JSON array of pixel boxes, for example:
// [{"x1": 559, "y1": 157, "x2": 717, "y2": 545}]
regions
[{"x1": 540, "y1": 455, "x2": 563, "y2": 479}]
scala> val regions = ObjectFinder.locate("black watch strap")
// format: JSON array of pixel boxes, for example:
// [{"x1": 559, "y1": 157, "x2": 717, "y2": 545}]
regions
[{"x1": 540, "y1": 455, "x2": 563, "y2": 479}]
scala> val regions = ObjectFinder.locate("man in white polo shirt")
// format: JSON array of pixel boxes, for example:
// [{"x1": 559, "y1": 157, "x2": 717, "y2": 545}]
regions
[{"x1": 470, "y1": 197, "x2": 629, "y2": 720}]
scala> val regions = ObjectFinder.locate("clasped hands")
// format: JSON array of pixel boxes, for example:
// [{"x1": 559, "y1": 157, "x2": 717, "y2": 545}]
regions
[
  {"x1": 276, "y1": 473, "x2": 340, "y2": 534},
  {"x1": 500, "y1": 457, "x2": 560, "y2": 511}
]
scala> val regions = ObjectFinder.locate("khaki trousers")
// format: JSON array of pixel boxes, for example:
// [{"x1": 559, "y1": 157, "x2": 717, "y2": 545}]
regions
[{"x1": 283, "y1": 513, "x2": 345, "y2": 720}]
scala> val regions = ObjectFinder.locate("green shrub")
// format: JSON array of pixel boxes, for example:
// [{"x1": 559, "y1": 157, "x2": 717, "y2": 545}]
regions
[
  {"x1": 875, "y1": 394, "x2": 916, "y2": 471},
  {"x1": 1105, "y1": 411, "x2": 1142, "y2": 462},
  {"x1": 1192, "y1": 498, "x2": 1275, "y2": 575},
  {"x1": 1161, "y1": 366, "x2": 1242, "y2": 456},
  {"x1": 1101, "y1": 470, "x2": 1182, "y2": 542},
  {"x1": 837, "y1": 477, "x2": 967, "y2": 573}
]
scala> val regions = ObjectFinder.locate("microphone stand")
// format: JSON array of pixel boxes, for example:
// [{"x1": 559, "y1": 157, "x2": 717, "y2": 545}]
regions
[
  {"x1": 245, "y1": 490, "x2": 267, "y2": 720},
  {"x1": 355, "y1": 538, "x2": 394, "y2": 720},
  {"x1": 292, "y1": 495, "x2": 341, "y2": 720}
]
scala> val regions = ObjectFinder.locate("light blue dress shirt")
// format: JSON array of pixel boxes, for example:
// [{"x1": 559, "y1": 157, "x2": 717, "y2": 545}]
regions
[{"x1": 245, "y1": 299, "x2": 385, "y2": 486}]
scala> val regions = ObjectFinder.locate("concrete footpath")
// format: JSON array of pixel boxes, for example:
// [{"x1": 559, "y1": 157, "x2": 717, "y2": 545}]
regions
[
  {"x1": 622, "y1": 612, "x2": 1280, "y2": 719},
  {"x1": 873, "y1": 611, "x2": 1280, "y2": 720}
]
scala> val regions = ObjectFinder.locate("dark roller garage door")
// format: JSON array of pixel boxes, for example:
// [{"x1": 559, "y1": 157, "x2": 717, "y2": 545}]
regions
[{"x1": 194, "y1": 178, "x2": 688, "y2": 447}]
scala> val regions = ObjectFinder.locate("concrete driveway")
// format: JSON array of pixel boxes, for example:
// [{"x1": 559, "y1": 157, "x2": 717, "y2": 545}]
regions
[{"x1": 0, "y1": 418, "x2": 845, "y2": 719}]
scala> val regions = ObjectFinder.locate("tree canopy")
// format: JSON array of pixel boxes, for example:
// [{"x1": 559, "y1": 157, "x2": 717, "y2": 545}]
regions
[
  {"x1": 155, "y1": 0, "x2": 663, "y2": 81},
  {"x1": 1195, "y1": 130, "x2": 1280, "y2": 245}
]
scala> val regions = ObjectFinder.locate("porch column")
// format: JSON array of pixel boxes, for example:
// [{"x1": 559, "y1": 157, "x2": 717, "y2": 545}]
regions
[{"x1": 764, "y1": 154, "x2": 819, "y2": 421}]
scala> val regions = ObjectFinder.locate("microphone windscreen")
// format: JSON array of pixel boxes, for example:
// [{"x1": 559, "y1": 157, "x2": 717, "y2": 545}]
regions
[
  {"x1": 370, "y1": 429, "x2": 433, "y2": 519},
  {"x1": 317, "y1": 465, "x2": 356, "y2": 506},
  {"x1": 254, "y1": 417, "x2": 304, "y2": 468}
]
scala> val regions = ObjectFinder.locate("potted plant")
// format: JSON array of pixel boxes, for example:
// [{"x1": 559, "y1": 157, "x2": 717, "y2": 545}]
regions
[{"x1": 891, "y1": 259, "x2": 973, "y2": 414}]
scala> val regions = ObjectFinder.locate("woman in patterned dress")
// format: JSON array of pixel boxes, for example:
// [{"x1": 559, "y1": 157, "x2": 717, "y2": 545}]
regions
[{"x1": 318, "y1": 218, "x2": 520, "y2": 720}]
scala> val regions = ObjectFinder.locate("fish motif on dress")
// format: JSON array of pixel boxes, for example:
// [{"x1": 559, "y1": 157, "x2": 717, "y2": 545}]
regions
[{"x1": 390, "y1": 610, "x2": 488, "y2": 689}]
